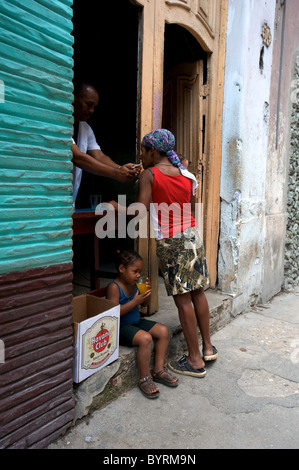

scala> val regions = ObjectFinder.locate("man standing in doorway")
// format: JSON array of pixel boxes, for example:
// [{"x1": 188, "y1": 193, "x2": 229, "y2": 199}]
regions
[{"x1": 71, "y1": 82, "x2": 139, "y2": 206}]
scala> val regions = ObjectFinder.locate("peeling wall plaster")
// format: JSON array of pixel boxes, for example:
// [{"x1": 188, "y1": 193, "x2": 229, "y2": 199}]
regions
[{"x1": 219, "y1": 0, "x2": 276, "y2": 313}]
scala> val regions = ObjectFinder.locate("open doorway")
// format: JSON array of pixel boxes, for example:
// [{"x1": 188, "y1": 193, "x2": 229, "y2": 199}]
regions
[
  {"x1": 163, "y1": 24, "x2": 208, "y2": 243},
  {"x1": 164, "y1": 24, "x2": 207, "y2": 81},
  {"x1": 72, "y1": 0, "x2": 141, "y2": 293}
]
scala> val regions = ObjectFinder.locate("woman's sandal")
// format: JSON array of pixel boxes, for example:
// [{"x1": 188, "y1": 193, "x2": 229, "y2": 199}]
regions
[
  {"x1": 151, "y1": 368, "x2": 179, "y2": 387},
  {"x1": 168, "y1": 354, "x2": 206, "y2": 378},
  {"x1": 203, "y1": 346, "x2": 218, "y2": 361},
  {"x1": 138, "y1": 376, "x2": 160, "y2": 399}
]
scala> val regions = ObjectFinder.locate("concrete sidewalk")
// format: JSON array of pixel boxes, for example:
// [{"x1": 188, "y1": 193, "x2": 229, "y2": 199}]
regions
[{"x1": 49, "y1": 287, "x2": 299, "y2": 450}]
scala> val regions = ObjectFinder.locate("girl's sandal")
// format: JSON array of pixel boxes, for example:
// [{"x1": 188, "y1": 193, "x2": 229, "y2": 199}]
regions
[
  {"x1": 151, "y1": 368, "x2": 179, "y2": 387},
  {"x1": 138, "y1": 376, "x2": 160, "y2": 399}
]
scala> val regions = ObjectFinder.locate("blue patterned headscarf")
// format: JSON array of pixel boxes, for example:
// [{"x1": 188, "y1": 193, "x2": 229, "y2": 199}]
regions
[{"x1": 141, "y1": 129, "x2": 184, "y2": 169}]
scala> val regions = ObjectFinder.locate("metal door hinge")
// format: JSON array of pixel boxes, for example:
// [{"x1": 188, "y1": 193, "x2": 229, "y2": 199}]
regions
[{"x1": 200, "y1": 84, "x2": 209, "y2": 97}]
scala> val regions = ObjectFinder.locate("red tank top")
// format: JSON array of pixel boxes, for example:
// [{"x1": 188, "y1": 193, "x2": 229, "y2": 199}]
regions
[{"x1": 150, "y1": 167, "x2": 196, "y2": 238}]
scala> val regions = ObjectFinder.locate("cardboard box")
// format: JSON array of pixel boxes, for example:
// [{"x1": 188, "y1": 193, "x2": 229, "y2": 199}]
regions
[{"x1": 72, "y1": 294, "x2": 120, "y2": 383}]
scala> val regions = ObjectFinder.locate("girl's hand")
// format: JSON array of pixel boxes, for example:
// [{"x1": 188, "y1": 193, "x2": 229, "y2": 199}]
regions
[
  {"x1": 145, "y1": 277, "x2": 151, "y2": 290},
  {"x1": 133, "y1": 288, "x2": 152, "y2": 305}
]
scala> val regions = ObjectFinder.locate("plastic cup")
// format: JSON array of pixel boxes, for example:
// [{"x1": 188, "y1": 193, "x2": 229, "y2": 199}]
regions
[{"x1": 137, "y1": 277, "x2": 148, "y2": 294}]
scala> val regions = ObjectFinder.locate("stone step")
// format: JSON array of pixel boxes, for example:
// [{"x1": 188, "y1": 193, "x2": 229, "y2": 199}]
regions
[{"x1": 73, "y1": 288, "x2": 233, "y2": 422}]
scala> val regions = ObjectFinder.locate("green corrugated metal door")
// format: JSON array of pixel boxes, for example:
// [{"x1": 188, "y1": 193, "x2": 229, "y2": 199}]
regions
[
  {"x1": 0, "y1": 0, "x2": 74, "y2": 275},
  {"x1": 0, "y1": 0, "x2": 75, "y2": 449}
]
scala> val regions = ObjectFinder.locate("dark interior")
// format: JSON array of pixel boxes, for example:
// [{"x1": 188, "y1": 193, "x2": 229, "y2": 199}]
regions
[
  {"x1": 73, "y1": 0, "x2": 140, "y2": 209},
  {"x1": 72, "y1": 7, "x2": 207, "y2": 210},
  {"x1": 72, "y1": 0, "x2": 140, "y2": 288},
  {"x1": 164, "y1": 23, "x2": 207, "y2": 80},
  {"x1": 72, "y1": 3, "x2": 207, "y2": 290}
]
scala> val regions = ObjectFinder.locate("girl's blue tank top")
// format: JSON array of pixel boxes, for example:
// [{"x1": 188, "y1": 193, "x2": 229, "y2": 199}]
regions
[{"x1": 109, "y1": 281, "x2": 140, "y2": 325}]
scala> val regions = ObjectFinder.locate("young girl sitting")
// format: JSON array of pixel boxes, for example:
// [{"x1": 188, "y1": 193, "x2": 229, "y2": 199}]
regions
[{"x1": 106, "y1": 249, "x2": 178, "y2": 399}]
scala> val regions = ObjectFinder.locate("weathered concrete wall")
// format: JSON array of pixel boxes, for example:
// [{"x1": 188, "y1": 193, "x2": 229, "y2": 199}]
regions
[
  {"x1": 285, "y1": 54, "x2": 299, "y2": 289},
  {"x1": 218, "y1": 0, "x2": 276, "y2": 313},
  {"x1": 263, "y1": 0, "x2": 299, "y2": 300},
  {"x1": 262, "y1": 2, "x2": 289, "y2": 302}
]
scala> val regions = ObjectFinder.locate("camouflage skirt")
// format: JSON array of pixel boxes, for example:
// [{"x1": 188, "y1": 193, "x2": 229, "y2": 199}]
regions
[{"x1": 156, "y1": 226, "x2": 209, "y2": 296}]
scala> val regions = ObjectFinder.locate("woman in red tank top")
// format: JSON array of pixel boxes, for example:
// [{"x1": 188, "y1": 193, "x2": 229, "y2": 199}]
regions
[{"x1": 137, "y1": 129, "x2": 218, "y2": 378}]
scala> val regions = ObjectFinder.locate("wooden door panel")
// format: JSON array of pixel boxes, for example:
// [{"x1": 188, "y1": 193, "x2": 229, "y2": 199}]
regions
[{"x1": 163, "y1": 60, "x2": 207, "y2": 236}]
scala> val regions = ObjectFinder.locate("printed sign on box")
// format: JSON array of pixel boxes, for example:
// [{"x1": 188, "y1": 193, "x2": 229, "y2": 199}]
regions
[{"x1": 72, "y1": 294, "x2": 120, "y2": 383}]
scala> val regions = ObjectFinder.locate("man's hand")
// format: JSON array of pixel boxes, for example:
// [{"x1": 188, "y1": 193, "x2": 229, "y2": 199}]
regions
[
  {"x1": 73, "y1": 145, "x2": 141, "y2": 182},
  {"x1": 114, "y1": 163, "x2": 141, "y2": 183}
]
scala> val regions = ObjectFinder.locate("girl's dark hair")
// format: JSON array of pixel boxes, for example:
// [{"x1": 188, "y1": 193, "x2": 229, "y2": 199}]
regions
[{"x1": 115, "y1": 249, "x2": 143, "y2": 270}]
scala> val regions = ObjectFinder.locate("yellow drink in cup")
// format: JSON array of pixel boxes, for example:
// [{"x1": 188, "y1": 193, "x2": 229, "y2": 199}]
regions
[{"x1": 137, "y1": 277, "x2": 148, "y2": 294}]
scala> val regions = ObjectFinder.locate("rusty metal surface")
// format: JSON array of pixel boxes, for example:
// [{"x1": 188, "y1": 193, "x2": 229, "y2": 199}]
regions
[{"x1": 0, "y1": 263, "x2": 75, "y2": 449}]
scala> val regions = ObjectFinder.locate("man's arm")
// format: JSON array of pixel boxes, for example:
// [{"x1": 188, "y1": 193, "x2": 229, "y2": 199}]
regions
[
  {"x1": 71, "y1": 144, "x2": 140, "y2": 183},
  {"x1": 88, "y1": 148, "x2": 119, "y2": 167}
]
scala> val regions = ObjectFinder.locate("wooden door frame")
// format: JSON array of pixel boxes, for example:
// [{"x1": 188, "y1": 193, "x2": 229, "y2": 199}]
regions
[{"x1": 134, "y1": 0, "x2": 228, "y2": 312}]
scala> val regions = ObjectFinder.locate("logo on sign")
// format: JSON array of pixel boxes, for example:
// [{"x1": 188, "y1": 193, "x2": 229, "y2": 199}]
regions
[
  {"x1": 92, "y1": 323, "x2": 110, "y2": 353},
  {"x1": 82, "y1": 315, "x2": 118, "y2": 370}
]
